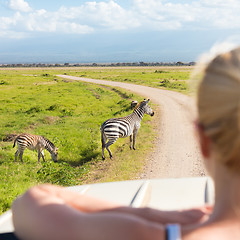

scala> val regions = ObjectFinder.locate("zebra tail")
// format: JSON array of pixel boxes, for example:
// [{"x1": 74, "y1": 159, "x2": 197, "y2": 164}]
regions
[{"x1": 13, "y1": 136, "x2": 18, "y2": 148}]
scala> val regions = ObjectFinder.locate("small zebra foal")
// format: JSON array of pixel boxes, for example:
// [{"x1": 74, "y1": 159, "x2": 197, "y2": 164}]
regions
[
  {"x1": 101, "y1": 99, "x2": 154, "y2": 159},
  {"x1": 13, "y1": 133, "x2": 58, "y2": 163}
]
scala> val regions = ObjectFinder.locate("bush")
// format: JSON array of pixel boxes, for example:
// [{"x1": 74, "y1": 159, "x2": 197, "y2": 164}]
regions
[
  {"x1": 0, "y1": 80, "x2": 9, "y2": 85},
  {"x1": 25, "y1": 106, "x2": 43, "y2": 114},
  {"x1": 159, "y1": 79, "x2": 187, "y2": 90}
]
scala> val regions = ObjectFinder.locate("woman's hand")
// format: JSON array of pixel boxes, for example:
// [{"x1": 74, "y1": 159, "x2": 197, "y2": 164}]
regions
[
  {"x1": 100, "y1": 205, "x2": 213, "y2": 226},
  {"x1": 176, "y1": 206, "x2": 213, "y2": 225}
]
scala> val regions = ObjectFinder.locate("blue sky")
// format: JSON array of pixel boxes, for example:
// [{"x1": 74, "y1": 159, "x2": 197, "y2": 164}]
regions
[{"x1": 0, "y1": 0, "x2": 240, "y2": 64}]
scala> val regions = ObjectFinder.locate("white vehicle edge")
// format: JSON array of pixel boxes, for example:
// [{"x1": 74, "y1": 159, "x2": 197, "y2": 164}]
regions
[{"x1": 0, "y1": 176, "x2": 214, "y2": 234}]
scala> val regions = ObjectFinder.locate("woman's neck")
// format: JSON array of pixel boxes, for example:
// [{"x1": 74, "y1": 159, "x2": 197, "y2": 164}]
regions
[
  {"x1": 182, "y1": 163, "x2": 240, "y2": 239},
  {"x1": 209, "y1": 163, "x2": 240, "y2": 223}
]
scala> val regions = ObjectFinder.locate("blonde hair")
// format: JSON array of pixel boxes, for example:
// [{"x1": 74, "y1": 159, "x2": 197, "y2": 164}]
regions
[{"x1": 197, "y1": 47, "x2": 240, "y2": 172}]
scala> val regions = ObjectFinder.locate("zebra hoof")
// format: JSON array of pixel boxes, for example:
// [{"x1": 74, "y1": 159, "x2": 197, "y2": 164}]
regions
[
  {"x1": 133, "y1": 147, "x2": 136, "y2": 150},
  {"x1": 102, "y1": 157, "x2": 105, "y2": 160}
]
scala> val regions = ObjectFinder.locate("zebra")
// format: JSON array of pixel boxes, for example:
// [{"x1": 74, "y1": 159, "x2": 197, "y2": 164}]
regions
[
  {"x1": 101, "y1": 99, "x2": 154, "y2": 160},
  {"x1": 13, "y1": 133, "x2": 58, "y2": 163}
]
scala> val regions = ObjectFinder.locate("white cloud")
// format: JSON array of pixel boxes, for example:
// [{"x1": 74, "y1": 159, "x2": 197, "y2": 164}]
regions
[
  {"x1": 132, "y1": 0, "x2": 196, "y2": 30},
  {"x1": 0, "y1": 12, "x2": 22, "y2": 32},
  {"x1": 1, "y1": 0, "x2": 240, "y2": 39},
  {"x1": 58, "y1": 1, "x2": 140, "y2": 30},
  {"x1": 8, "y1": 0, "x2": 32, "y2": 12},
  {"x1": 25, "y1": 9, "x2": 94, "y2": 34},
  {"x1": 1, "y1": 0, "x2": 139, "y2": 37},
  {"x1": 132, "y1": 0, "x2": 240, "y2": 30}
]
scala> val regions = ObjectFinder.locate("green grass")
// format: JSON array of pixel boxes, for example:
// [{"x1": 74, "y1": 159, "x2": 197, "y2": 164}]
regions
[
  {"x1": 0, "y1": 68, "x2": 158, "y2": 214},
  {"x1": 50, "y1": 66, "x2": 191, "y2": 92}
]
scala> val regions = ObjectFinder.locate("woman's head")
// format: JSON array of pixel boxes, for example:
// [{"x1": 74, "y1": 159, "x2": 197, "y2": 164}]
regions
[{"x1": 197, "y1": 47, "x2": 240, "y2": 173}]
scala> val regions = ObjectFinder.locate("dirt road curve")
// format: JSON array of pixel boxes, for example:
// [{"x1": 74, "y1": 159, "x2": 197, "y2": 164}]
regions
[{"x1": 58, "y1": 75, "x2": 206, "y2": 179}]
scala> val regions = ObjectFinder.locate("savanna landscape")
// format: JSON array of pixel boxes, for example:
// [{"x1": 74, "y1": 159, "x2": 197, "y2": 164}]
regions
[{"x1": 0, "y1": 66, "x2": 193, "y2": 214}]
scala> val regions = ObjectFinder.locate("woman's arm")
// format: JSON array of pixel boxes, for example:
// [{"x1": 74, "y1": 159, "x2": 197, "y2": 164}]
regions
[
  {"x1": 32, "y1": 184, "x2": 210, "y2": 224},
  {"x1": 20, "y1": 184, "x2": 211, "y2": 220},
  {"x1": 12, "y1": 185, "x2": 164, "y2": 240},
  {"x1": 12, "y1": 184, "x2": 211, "y2": 240}
]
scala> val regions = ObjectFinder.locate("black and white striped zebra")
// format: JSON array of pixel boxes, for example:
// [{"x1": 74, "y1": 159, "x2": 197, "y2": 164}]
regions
[
  {"x1": 13, "y1": 133, "x2": 58, "y2": 163},
  {"x1": 101, "y1": 99, "x2": 154, "y2": 160}
]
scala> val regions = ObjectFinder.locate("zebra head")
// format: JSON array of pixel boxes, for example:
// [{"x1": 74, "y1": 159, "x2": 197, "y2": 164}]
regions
[
  {"x1": 141, "y1": 99, "x2": 154, "y2": 116},
  {"x1": 51, "y1": 147, "x2": 58, "y2": 162}
]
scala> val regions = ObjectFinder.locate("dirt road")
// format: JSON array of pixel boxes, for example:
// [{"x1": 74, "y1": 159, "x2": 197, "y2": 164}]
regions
[{"x1": 58, "y1": 75, "x2": 206, "y2": 179}]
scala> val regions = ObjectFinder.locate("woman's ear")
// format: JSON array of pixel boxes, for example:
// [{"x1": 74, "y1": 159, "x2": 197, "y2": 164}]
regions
[{"x1": 197, "y1": 124, "x2": 212, "y2": 158}]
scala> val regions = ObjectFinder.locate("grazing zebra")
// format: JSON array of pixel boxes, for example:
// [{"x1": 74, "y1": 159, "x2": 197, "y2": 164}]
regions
[
  {"x1": 13, "y1": 133, "x2": 58, "y2": 163},
  {"x1": 101, "y1": 99, "x2": 154, "y2": 160}
]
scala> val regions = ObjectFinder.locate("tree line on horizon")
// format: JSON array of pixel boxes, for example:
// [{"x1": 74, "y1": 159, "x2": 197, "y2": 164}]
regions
[{"x1": 0, "y1": 61, "x2": 195, "y2": 68}]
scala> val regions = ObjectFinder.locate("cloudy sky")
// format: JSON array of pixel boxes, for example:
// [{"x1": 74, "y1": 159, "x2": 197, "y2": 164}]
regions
[{"x1": 0, "y1": 0, "x2": 240, "y2": 63}]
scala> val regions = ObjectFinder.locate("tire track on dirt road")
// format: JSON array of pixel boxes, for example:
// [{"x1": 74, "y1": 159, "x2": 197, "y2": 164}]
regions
[{"x1": 57, "y1": 75, "x2": 206, "y2": 178}]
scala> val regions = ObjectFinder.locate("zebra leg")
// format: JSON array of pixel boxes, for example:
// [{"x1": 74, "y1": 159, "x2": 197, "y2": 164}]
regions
[
  {"x1": 19, "y1": 152, "x2": 24, "y2": 163},
  {"x1": 38, "y1": 151, "x2": 41, "y2": 163},
  {"x1": 41, "y1": 150, "x2": 45, "y2": 162},
  {"x1": 132, "y1": 130, "x2": 139, "y2": 150},
  {"x1": 15, "y1": 150, "x2": 19, "y2": 162},
  {"x1": 105, "y1": 143, "x2": 113, "y2": 159},
  {"x1": 130, "y1": 135, "x2": 133, "y2": 149},
  {"x1": 105, "y1": 138, "x2": 118, "y2": 159},
  {"x1": 101, "y1": 132, "x2": 107, "y2": 160}
]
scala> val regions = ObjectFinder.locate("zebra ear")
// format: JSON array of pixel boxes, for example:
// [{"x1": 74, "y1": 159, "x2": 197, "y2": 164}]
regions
[{"x1": 146, "y1": 99, "x2": 150, "y2": 103}]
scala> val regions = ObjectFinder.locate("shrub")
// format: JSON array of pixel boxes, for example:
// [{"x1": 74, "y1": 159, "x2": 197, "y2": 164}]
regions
[
  {"x1": 25, "y1": 106, "x2": 43, "y2": 114},
  {"x1": 0, "y1": 80, "x2": 9, "y2": 85}
]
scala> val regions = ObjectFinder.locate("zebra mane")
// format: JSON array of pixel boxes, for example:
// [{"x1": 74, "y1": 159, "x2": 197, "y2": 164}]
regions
[
  {"x1": 42, "y1": 136, "x2": 55, "y2": 149},
  {"x1": 133, "y1": 100, "x2": 146, "y2": 110}
]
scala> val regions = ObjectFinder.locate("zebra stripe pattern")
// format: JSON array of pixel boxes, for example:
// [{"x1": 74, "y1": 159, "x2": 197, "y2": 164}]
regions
[
  {"x1": 13, "y1": 133, "x2": 58, "y2": 163},
  {"x1": 101, "y1": 99, "x2": 154, "y2": 159}
]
